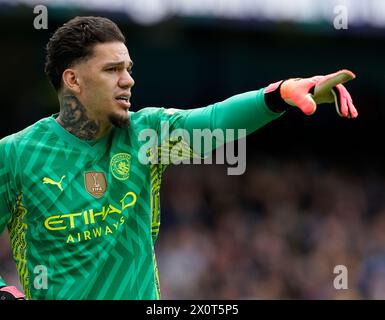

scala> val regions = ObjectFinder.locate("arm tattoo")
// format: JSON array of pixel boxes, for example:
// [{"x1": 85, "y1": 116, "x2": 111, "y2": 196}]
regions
[{"x1": 58, "y1": 94, "x2": 100, "y2": 140}]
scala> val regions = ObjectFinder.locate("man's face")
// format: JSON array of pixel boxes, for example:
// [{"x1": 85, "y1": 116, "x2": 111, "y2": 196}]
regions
[{"x1": 75, "y1": 41, "x2": 135, "y2": 128}]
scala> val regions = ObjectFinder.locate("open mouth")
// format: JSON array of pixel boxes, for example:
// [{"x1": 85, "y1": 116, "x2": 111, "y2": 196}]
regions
[
  {"x1": 116, "y1": 96, "x2": 129, "y2": 102},
  {"x1": 115, "y1": 95, "x2": 130, "y2": 108}
]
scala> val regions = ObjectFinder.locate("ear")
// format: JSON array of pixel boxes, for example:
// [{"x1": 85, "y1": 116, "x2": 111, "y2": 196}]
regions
[{"x1": 62, "y1": 69, "x2": 81, "y2": 93}]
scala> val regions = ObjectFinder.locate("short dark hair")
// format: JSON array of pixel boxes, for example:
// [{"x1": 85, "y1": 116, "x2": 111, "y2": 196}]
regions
[{"x1": 45, "y1": 16, "x2": 126, "y2": 91}]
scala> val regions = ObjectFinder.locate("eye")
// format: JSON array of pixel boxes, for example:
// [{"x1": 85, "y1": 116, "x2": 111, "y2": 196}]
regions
[
  {"x1": 106, "y1": 67, "x2": 117, "y2": 72},
  {"x1": 127, "y1": 68, "x2": 133, "y2": 75}
]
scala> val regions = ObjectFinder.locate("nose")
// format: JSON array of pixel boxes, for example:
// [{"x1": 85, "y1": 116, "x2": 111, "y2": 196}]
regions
[{"x1": 119, "y1": 70, "x2": 135, "y2": 89}]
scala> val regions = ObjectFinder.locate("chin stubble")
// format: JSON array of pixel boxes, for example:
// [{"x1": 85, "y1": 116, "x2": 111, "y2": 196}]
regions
[{"x1": 109, "y1": 111, "x2": 131, "y2": 129}]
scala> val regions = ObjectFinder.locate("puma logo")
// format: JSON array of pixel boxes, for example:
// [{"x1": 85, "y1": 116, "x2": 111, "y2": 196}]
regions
[{"x1": 43, "y1": 176, "x2": 66, "y2": 191}]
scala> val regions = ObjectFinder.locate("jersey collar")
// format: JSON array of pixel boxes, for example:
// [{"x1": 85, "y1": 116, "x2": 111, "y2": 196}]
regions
[{"x1": 48, "y1": 114, "x2": 113, "y2": 155}]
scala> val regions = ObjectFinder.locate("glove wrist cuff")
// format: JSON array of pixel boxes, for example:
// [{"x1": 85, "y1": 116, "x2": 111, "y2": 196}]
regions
[{"x1": 264, "y1": 80, "x2": 291, "y2": 113}]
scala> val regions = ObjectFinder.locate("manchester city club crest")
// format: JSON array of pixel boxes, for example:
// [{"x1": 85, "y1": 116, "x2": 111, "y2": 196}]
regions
[{"x1": 110, "y1": 153, "x2": 131, "y2": 181}]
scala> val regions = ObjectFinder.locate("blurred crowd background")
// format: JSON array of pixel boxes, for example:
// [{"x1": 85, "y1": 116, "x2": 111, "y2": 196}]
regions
[
  {"x1": 1, "y1": 0, "x2": 385, "y2": 299},
  {"x1": 158, "y1": 159, "x2": 385, "y2": 299}
]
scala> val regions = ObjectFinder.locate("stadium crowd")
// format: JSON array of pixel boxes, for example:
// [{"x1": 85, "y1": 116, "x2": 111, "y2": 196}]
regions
[
  {"x1": 157, "y1": 155, "x2": 385, "y2": 299},
  {"x1": 1, "y1": 155, "x2": 385, "y2": 299}
]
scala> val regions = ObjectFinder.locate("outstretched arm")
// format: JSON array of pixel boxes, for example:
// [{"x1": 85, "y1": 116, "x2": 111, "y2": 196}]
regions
[{"x1": 181, "y1": 69, "x2": 357, "y2": 152}]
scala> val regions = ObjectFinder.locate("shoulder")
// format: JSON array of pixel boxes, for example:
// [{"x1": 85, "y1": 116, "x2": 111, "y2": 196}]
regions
[
  {"x1": 0, "y1": 117, "x2": 52, "y2": 153},
  {"x1": 130, "y1": 107, "x2": 163, "y2": 122},
  {"x1": 128, "y1": 107, "x2": 166, "y2": 132},
  {"x1": 129, "y1": 107, "x2": 189, "y2": 129}
]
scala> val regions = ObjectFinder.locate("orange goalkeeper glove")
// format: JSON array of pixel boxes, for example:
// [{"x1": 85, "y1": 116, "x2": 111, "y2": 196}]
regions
[
  {"x1": 0, "y1": 286, "x2": 25, "y2": 300},
  {"x1": 264, "y1": 69, "x2": 358, "y2": 118}
]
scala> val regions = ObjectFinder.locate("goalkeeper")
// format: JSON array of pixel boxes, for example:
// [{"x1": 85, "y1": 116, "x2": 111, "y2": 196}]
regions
[{"x1": 0, "y1": 16, "x2": 357, "y2": 300}]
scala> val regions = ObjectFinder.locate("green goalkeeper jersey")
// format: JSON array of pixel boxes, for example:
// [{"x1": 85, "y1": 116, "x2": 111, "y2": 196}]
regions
[{"x1": 0, "y1": 89, "x2": 281, "y2": 299}]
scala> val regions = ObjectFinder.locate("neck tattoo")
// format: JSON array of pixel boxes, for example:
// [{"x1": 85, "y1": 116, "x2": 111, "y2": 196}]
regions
[{"x1": 57, "y1": 94, "x2": 100, "y2": 140}]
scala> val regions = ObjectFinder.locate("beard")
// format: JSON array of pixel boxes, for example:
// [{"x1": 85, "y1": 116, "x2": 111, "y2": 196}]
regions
[{"x1": 109, "y1": 110, "x2": 131, "y2": 129}]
